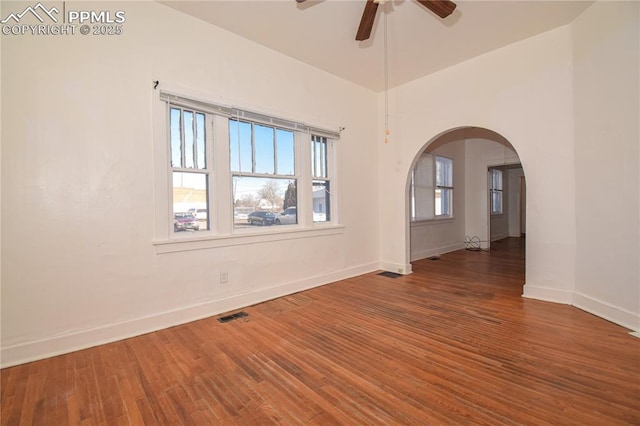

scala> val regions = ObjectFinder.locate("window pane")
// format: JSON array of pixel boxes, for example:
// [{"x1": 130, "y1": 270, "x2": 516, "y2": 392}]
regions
[
  {"x1": 312, "y1": 136, "x2": 328, "y2": 178},
  {"x1": 170, "y1": 108, "x2": 182, "y2": 167},
  {"x1": 310, "y1": 140, "x2": 323, "y2": 177},
  {"x1": 254, "y1": 124, "x2": 275, "y2": 174},
  {"x1": 319, "y1": 139, "x2": 326, "y2": 177},
  {"x1": 313, "y1": 180, "x2": 330, "y2": 222},
  {"x1": 184, "y1": 111, "x2": 195, "y2": 168},
  {"x1": 444, "y1": 188, "x2": 452, "y2": 215},
  {"x1": 229, "y1": 120, "x2": 252, "y2": 173},
  {"x1": 435, "y1": 188, "x2": 452, "y2": 216},
  {"x1": 412, "y1": 153, "x2": 434, "y2": 220},
  {"x1": 278, "y1": 181, "x2": 298, "y2": 225},
  {"x1": 436, "y1": 159, "x2": 443, "y2": 186},
  {"x1": 172, "y1": 172, "x2": 208, "y2": 232},
  {"x1": 492, "y1": 191, "x2": 503, "y2": 214},
  {"x1": 436, "y1": 156, "x2": 453, "y2": 187},
  {"x1": 489, "y1": 169, "x2": 503, "y2": 215},
  {"x1": 410, "y1": 171, "x2": 416, "y2": 221},
  {"x1": 276, "y1": 129, "x2": 295, "y2": 175},
  {"x1": 232, "y1": 176, "x2": 296, "y2": 228},
  {"x1": 196, "y1": 112, "x2": 206, "y2": 169},
  {"x1": 490, "y1": 169, "x2": 503, "y2": 190}
]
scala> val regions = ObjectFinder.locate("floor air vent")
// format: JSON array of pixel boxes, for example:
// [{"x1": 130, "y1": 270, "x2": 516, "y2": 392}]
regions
[
  {"x1": 218, "y1": 311, "x2": 248, "y2": 323},
  {"x1": 378, "y1": 271, "x2": 402, "y2": 279}
]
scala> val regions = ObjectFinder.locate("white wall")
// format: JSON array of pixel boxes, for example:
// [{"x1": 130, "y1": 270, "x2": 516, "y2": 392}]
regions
[
  {"x1": 508, "y1": 167, "x2": 525, "y2": 238},
  {"x1": 572, "y1": 1, "x2": 640, "y2": 331},
  {"x1": 1, "y1": 2, "x2": 380, "y2": 366},
  {"x1": 379, "y1": 24, "x2": 576, "y2": 297}
]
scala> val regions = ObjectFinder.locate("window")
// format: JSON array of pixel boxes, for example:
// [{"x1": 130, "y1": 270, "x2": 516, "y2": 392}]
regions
[
  {"x1": 410, "y1": 153, "x2": 453, "y2": 220},
  {"x1": 411, "y1": 153, "x2": 435, "y2": 221},
  {"x1": 435, "y1": 156, "x2": 453, "y2": 217},
  {"x1": 311, "y1": 135, "x2": 331, "y2": 222},
  {"x1": 157, "y1": 90, "x2": 339, "y2": 242},
  {"x1": 170, "y1": 107, "x2": 210, "y2": 232},
  {"x1": 489, "y1": 168, "x2": 503, "y2": 215},
  {"x1": 230, "y1": 119, "x2": 297, "y2": 228}
]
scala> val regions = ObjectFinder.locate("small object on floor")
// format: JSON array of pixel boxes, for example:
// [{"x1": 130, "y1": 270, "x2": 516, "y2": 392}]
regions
[
  {"x1": 217, "y1": 311, "x2": 248, "y2": 323},
  {"x1": 378, "y1": 271, "x2": 402, "y2": 279}
]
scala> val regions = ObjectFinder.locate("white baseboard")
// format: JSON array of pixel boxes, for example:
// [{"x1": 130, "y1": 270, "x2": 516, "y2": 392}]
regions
[
  {"x1": 379, "y1": 261, "x2": 413, "y2": 275},
  {"x1": 411, "y1": 243, "x2": 464, "y2": 262},
  {"x1": 0, "y1": 262, "x2": 379, "y2": 368},
  {"x1": 522, "y1": 283, "x2": 574, "y2": 304},
  {"x1": 523, "y1": 285, "x2": 640, "y2": 333},
  {"x1": 573, "y1": 292, "x2": 639, "y2": 333}
]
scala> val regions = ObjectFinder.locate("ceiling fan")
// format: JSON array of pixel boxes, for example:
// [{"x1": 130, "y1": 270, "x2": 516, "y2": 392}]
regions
[{"x1": 296, "y1": 0, "x2": 457, "y2": 41}]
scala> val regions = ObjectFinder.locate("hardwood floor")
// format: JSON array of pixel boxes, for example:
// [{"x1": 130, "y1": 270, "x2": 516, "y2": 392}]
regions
[{"x1": 2, "y1": 238, "x2": 639, "y2": 425}]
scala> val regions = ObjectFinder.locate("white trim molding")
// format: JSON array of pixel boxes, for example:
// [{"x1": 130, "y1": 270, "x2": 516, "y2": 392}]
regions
[
  {"x1": 154, "y1": 225, "x2": 345, "y2": 254},
  {"x1": 379, "y1": 261, "x2": 413, "y2": 275},
  {"x1": 411, "y1": 243, "x2": 465, "y2": 262},
  {"x1": 573, "y1": 292, "x2": 639, "y2": 333},
  {"x1": 0, "y1": 261, "x2": 378, "y2": 368},
  {"x1": 522, "y1": 283, "x2": 573, "y2": 304}
]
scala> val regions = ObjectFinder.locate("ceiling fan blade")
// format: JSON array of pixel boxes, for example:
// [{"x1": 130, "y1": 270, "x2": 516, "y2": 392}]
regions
[
  {"x1": 356, "y1": 0, "x2": 379, "y2": 41},
  {"x1": 296, "y1": 0, "x2": 306, "y2": 3},
  {"x1": 416, "y1": 0, "x2": 456, "y2": 19}
]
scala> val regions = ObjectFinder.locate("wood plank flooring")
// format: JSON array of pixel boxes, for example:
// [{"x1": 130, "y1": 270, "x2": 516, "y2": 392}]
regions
[{"x1": 2, "y1": 238, "x2": 639, "y2": 425}]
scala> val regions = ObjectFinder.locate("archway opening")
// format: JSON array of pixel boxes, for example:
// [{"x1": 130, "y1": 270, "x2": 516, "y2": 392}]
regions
[{"x1": 406, "y1": 126, "x2": 526, "y2": 286}]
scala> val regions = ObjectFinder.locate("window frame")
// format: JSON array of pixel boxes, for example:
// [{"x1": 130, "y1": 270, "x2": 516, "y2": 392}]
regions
[
  {"x1": 152, "y1": 88, "x2": 343, "y2": 253},
  {"x1": 311, "y1": 135, "x2": 332, "y2": 223},
  {"x1": 434, "y1": 155, "x2": 453, "y2": 218},
  {"x1": 169, "y1": 105, "x2": 212, "y2": 234},
  {"x1": 489, "y1": 168, "x2": 504, "y2": 215},
  {"x1": 229, "y1": 118, "x2": 299, "y2": 229},
  {"x1": 410, "y1": 153, "x2": 454, "y2": 221}
]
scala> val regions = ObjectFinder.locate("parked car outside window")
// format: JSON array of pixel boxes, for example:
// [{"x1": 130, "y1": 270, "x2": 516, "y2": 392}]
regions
[
  {"x1": 247, "y1": 211, "x2": 276, "y2": 226},
  {"x1": 174, "y1": 212, "x2": 200, "y2": 231},
  {"x1": 275, "y1": 207, "x2": 297, "y2": 225}
]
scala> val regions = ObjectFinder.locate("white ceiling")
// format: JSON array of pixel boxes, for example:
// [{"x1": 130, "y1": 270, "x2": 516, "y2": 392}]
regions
[{"x1": 161, "y1": 0, "x2": 594, "y2": 92}]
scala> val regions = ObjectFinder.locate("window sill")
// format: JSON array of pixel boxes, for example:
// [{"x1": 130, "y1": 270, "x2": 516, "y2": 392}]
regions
[
  {"x1": 153, "y1": 224, "x2": 345, "y2": 254},
  {"x1": 411, "y1": 217, "x2": 455, "y2": 226}
]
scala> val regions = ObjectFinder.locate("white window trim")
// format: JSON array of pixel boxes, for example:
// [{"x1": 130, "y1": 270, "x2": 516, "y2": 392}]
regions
[
  {"x1": 153, "y1": 225, "x2": 345, "y2": 254},
  {"x1": 410, "y1": 153, "x2": 454, "y2": 221},
  {"x1": 159, "y1": 91, "x2": 340, "y2": 139},
  {"x1": 434, "y1": 155, "x2": 453, "y2": 218},
  {"x1": 152, "y1": 87, "x2": 342, "y2": 253},
  {"x1": 489, "y1": 168, "x2": 504, "y2": 216}
]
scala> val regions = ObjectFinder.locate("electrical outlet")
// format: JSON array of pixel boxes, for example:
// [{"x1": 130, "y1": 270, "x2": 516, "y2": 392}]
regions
[{"x1": 220, "y1": 272, "x2": 228, "y2": 284}]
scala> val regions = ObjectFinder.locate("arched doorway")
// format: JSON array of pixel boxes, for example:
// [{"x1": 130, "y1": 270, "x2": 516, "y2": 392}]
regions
[{"x1": 406, "y1": 127, "x2": 526, "y2": 268}]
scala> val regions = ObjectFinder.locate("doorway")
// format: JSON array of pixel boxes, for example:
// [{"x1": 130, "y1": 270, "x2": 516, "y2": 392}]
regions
[{"x1": 488, "y1": 164, "x2": 526, "y2": 244}]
